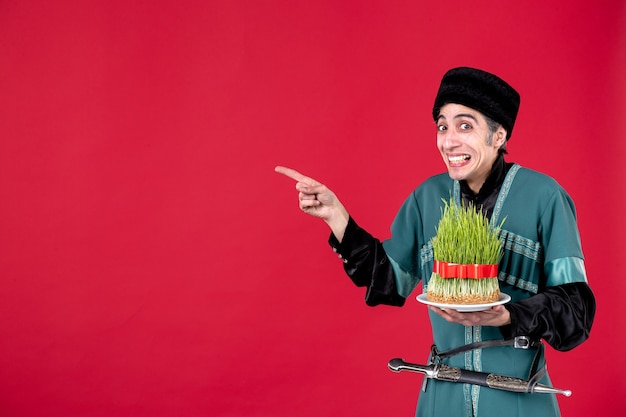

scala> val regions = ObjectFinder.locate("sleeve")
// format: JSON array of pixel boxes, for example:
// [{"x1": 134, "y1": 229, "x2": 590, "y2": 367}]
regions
[
  {"x1": 499, "y1": 184, "x2": 595, "y2": 351},
  {"x1": 500, "y1": 282, "x2": 596, "y2": 351},
  {"x1": 328, "y1": 217, "x2": 406, "y2": 307}
]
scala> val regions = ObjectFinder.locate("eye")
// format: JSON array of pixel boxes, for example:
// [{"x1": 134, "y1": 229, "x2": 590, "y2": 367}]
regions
[
  {"x1": 460, "y1": 123, "x2": 472, "y2": 130},
  {"x1": 437, "y1": 124, "x2": 447, "y2": 132}
]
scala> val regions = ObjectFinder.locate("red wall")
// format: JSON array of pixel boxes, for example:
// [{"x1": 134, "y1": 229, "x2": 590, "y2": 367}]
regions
[{"x1": 1, "y1": 1, "x2": 624, "y2": 416}]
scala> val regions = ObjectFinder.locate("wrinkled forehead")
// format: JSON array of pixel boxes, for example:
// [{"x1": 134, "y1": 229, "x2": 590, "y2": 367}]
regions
[{"x1": 435, "y1": 103, "x2": 487, "y2": 123}]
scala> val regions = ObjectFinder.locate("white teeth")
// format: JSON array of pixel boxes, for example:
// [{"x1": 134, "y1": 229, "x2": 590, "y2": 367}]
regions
[{"x1": 448, "y1": 155, "x2": 470, "y2": 163}]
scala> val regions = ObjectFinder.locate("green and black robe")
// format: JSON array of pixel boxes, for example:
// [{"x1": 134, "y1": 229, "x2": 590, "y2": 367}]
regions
[{"x1": 329, "y1": 157, "x2": 595, "y2": 417}]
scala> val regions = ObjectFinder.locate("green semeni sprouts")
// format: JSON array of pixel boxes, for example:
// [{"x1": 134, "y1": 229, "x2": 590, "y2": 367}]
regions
[{"x1": 427, "y1": 198, "x2": 505, "y2": 304}]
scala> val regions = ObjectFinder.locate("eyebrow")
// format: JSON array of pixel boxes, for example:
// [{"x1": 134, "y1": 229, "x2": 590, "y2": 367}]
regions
[
  {"x1": 455, "y1": 113, "x2": 478, "y2": 122},
  {"x1": 436, "y1": 113, "x2": 479, "y2": 123}
]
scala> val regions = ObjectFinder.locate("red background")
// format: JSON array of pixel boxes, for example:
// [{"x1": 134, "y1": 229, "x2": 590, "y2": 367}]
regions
[{"x1": 1, "y1": 1, "x2": 625, "y2": 416}]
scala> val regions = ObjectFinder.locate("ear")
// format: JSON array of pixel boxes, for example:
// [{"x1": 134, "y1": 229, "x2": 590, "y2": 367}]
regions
[{"x1": 494, "y1": 126, "x2": 507, "y2": 147}]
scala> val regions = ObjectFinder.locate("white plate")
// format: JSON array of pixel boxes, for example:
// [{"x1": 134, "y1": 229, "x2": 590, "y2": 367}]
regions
[{"x1": 416, "y1": 293, "x2": 511, "y2": 312}]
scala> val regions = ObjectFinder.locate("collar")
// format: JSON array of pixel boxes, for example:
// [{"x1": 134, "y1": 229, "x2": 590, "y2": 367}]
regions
[
  {"x1": 459, "y1": 154, "x2": 511, "y2": 218},
  {"x1": 460, "y1": 154, "x2": 507, "y2": 198}
]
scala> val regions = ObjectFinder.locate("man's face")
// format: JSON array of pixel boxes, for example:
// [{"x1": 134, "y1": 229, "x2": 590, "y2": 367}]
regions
[{"x1": 436, "y1": 103, "x2": 506, "y2": 193}]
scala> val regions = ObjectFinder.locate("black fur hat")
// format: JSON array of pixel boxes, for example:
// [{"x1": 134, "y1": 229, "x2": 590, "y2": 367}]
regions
[{"x1": 432, "y1": 67, "x2": 520, "y2": 139}]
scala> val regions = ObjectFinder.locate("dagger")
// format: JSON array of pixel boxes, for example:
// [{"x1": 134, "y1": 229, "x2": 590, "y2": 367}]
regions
[{"x1": 388, "y1": 358, "x2": 571, "y2": 397}]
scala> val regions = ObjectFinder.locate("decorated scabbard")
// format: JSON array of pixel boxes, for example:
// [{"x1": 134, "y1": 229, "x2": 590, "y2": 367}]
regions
[{"x1": 388, "y1": 358, "x2": 571, "y2": 397}]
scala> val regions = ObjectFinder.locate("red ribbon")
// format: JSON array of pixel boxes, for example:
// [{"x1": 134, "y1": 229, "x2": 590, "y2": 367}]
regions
[{"x1": 433, "y1": 260, "x2": 498, "y2": 279}]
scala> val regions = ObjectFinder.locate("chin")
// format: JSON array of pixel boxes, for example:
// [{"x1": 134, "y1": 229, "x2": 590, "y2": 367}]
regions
[{"x1": 446, "y1": 168, "x2": 468, "y2": 181}]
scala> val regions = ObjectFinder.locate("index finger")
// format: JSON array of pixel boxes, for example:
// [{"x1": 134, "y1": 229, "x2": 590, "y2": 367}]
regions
[{"x1": 274, "y1": 166, "x2": 319, "y2": 185}]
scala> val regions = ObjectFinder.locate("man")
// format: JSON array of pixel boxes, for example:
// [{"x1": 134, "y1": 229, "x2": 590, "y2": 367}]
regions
[{"x1": 275, "y1": 67, "x2": 595, "y2": 417}]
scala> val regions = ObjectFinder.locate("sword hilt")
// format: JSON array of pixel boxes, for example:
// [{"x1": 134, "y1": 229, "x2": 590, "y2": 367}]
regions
[{"x1": 388, "y1": 358, "x2": 415, "y2": 372}]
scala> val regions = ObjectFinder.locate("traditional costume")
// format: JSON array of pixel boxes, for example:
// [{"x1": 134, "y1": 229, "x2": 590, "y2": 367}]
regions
[{"x1": 328, "y1": 68, "x2": 595, "y2": 417}]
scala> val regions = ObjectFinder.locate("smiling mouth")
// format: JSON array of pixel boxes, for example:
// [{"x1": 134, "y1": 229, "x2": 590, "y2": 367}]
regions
[{"x1": 448, "y1": 154, "x2": 470, "y2": 164}]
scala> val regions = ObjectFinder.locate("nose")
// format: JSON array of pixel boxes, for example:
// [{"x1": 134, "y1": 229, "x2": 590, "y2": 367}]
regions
[{"x1": 440, "y1": 130, "x2": 460, "y2": 150}]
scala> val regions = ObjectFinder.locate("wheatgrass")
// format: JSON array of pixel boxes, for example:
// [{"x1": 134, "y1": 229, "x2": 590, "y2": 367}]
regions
[{"x1": 426, "y1": 199, "x2": 505, "y2": 304}]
